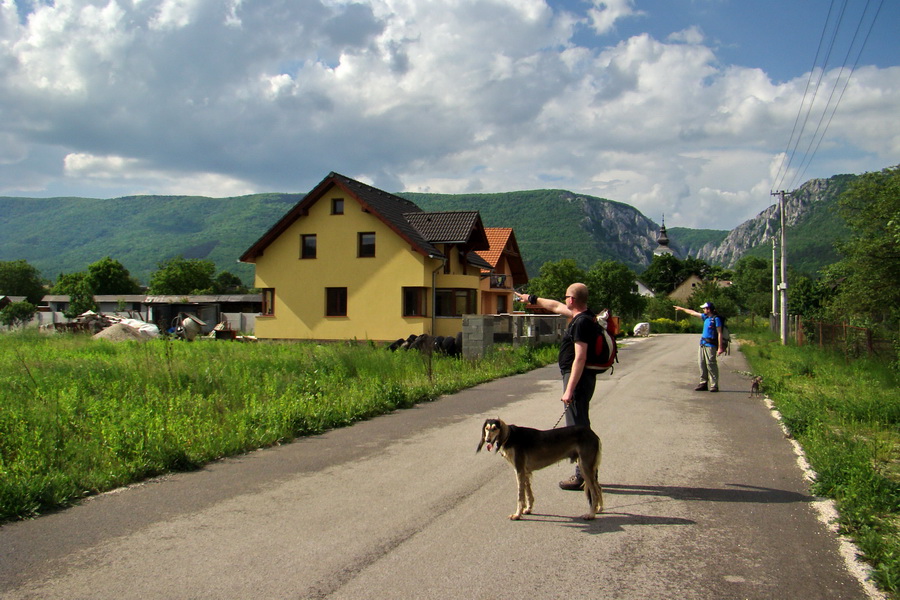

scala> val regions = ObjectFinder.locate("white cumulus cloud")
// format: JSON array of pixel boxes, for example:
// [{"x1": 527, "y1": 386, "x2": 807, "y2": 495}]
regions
[{"x1": 0, "y1": 0, "x2": 897, "y2": 230}]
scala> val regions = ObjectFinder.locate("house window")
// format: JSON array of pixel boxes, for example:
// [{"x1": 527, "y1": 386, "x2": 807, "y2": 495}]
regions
[
  {"x1": 326, "y1": 287, "x2": 347, "y2": 317},
  {"x1": 358, "y1": 232, "x2": 375, "y2": 257},
  {"x1": 435, "y1": 288, "x2": 477, "y2": 317},
  {"x1": 496, "y1": 294, "x2": 508, "y2": 314},
  {"x1": 261, "y1": 288, "x2": 275, "y2": 316},
  {"x1": 301, "y1": 234, "x2": 316, "y2": 259},
  {"x1": 402, "y1": 287, "x2": 428, "y2": 317},
  {"x1": 332, "y1": 198, "x2": 344, "y2": 215}
]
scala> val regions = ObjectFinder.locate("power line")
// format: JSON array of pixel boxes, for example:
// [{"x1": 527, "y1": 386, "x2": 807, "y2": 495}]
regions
[
  {"x1": 788, "y1": 0, "x2": 885, "y2": 190},
  {"x1": 773, "y1": 0, "x2": 845, "y2": 191},
  {"x1": 772, "y1": 0, "x2": 885, "y2": 192}
]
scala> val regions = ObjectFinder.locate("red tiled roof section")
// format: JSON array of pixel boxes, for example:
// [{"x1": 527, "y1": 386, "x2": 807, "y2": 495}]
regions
[
  {"x1": 478, "y1": 227, "x2": 513, "y2": 268},
  {"x1": 476, "y1": 227, "x2": 528, "y2": 284}
]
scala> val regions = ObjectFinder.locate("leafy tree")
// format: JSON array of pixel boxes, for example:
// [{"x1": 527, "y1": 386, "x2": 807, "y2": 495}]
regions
[
  {"x1": 640, "y1": 254, "x2": 683, "y2": 295},
  {"x1": 687, "y1": 280, "x2": 738, "y2": 319},
  {"x1": 828, "y1": 166, "x2": 900, "y2": 325},
  {"x1": 516, "y1": 258, "x2": 645, "y2": 319},
  {"x1": 521, "y1": 259, "x2": 587, "y2": 304},
  {"x1": 788, "y1": 271, "x2": 833, "y2": 319},
  {"x1": 148, "y1": 256, "x2": 216, "y2": 295},
  {"x1": 212, "y1": 271, "x2": 249, "y2": 294},
  {"x1": 50, "y1": 271, "x2": 88, "y2": 295},
  {"x1": 732, "y1": 256, "x2": 772, "y2": 317},
  {"x1": 85, "y1": 257, "x2": 141, "y2": 295},
  {"x1": 0, "y1": 260, "x2": 46, "y2": 304},
  {"x1": 585, "y1": 260, "x2": 645, "y2": 318},
  {"x1": 0, "y1": 301, "x2": 37, "y2": 329},
  {"x1": 681, "y1": 256, "x2": 708, "y2": 279},
  {"x1": 63, "y1": 277, "x2": 98, "y2": 318},
  {"x1": 678, "y1": 256, "x2": 732, "y2": 286},
  {"x1": 644, "y1": 295, "x2": 678, "y2": 320}
]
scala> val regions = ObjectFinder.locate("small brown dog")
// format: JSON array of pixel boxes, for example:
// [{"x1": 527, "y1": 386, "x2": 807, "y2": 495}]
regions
[{"x1": 749, "y1": 376, "x2": 763, "y2": 397}]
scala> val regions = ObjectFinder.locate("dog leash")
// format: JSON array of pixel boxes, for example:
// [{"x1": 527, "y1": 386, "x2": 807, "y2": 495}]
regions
[{"x1": 552, "y1": 403, "x2": 570, "y2": 428}]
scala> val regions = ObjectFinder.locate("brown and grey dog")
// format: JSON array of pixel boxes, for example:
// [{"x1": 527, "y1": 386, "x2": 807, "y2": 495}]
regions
[
  {"x1": 476, "y1": 418, "x2": 603, "y2": 521},
  {"x1": 749, "y1": 376, "x2": 763, "y2": 397}
]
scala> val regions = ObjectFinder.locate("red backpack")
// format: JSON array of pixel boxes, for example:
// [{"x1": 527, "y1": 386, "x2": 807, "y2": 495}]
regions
[{"x1": 574, "y1": 310, "x2": 619, "y2": 374}]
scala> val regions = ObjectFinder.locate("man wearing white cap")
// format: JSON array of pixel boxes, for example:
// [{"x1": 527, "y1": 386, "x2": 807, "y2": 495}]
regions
[{"x1": 673, "y1": 302, "x2": 725, "y2": 392}]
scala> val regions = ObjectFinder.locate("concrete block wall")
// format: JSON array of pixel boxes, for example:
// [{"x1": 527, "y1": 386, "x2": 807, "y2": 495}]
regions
[{"x1": 462, "y1": 314, "x2": 564, "y2": 359}]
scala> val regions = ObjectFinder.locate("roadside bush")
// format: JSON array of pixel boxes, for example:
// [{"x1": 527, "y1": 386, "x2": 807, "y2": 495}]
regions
[{"x1": 648, "y1": 318, "x2": 700, "y2": 334}]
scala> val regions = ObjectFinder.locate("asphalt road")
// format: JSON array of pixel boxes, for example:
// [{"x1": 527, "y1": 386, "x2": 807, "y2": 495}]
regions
[{"x1": 0, "y1": 334, "x2": 880, "y2": 599}]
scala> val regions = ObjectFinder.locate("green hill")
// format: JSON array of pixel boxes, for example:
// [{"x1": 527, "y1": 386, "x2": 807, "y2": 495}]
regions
[
  {"x1": 401, "y1": 190, "x2": 652, "y2": 276},
  {"x1": 0, "y1": 171, "x2": 864, "y2": 286},
  {"x1": 667, "y1": 227, "x2": 729, "y2": 257},
  {"x1": 0, "y1": 194, "x2": 302, "y2": 285}
]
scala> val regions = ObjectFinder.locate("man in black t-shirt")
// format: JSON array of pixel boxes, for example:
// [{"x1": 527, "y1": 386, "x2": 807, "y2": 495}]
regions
[{"x1": 515, "y1": 282, "x2": 597, "y2": 491}]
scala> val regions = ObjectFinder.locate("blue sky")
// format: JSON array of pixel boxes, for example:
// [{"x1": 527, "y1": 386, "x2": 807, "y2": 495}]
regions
[
  {"x1": 0, "y1": 0, "x2": 897, "y2": 230},
  {"x1": 569, "y1": 0, "x2": 899, "y2": 82}
]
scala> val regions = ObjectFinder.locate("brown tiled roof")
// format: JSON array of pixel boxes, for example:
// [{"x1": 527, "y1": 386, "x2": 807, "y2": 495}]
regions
[
  {"x1": 466, "y1": 251, "x2": 493, "y2": 270},
  {"x1": 405, "y1": 211, "x2": 492, "y2": 270},
  {"x1": 404, "y1": 211, "x2": 488, "y2": 248}
]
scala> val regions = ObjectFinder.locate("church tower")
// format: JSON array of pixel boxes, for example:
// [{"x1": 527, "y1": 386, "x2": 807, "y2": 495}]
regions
[{"x1": 653, "y1": 215, "x2": 675, "y2": 256}]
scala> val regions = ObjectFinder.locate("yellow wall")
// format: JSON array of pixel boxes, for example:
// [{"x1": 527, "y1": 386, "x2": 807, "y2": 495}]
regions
[{"x1": 252, "y1": 185, "x2": 481, "y2": 341}]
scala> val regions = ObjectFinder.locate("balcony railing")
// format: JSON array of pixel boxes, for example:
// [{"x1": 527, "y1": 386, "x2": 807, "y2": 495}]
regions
[{"x1": 489, "y1": 274, "x2": 510, "y2": 289}]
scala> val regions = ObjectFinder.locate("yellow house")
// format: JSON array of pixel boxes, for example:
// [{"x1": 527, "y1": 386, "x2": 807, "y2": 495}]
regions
[
  {"x1": 668, "y1": 274, "x2": 704, "y2": 303},
  {"x1": 239, "y1": 172, "x2": 494, "y2": 342},
  {"x1": 476, "y1": 228, "x2": 528, "y2": 315},
  {"x1": 668, "y1": 274, "x2": 732, "y2": 304}
]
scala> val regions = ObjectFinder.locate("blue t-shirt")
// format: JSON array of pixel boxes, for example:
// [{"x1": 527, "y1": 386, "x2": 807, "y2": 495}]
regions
[{"x1": 701, "y1": 314, "x2": 723, "y2": 347}]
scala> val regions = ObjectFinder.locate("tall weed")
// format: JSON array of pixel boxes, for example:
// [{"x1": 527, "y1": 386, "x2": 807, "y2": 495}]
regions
[
  {"x1": 0, "y1": 331, "x2": 556, "y2": 522},
  {"x1": 740, "y1": 331, "x2": 900, "y2": 596}
]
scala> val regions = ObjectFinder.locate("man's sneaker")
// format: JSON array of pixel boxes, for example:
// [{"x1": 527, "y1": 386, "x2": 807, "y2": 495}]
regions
[
  {"x1": 694, "y1": 383, "x2": 708, "y2": 391},
  {"x1": 559, "y1": 475, "x2": 584, "y2": 491},
  {"x1": 709, "y1": 386, "x2": 719, "y2": 392}
]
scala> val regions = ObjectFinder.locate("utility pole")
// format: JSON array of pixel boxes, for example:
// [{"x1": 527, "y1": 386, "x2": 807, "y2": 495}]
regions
[
  {"x1": 771, "y1": 237, "x2": 778, "y2": 319},
  {"x1": 771, "y1": 190, "x2": 790, "y2": 345}
]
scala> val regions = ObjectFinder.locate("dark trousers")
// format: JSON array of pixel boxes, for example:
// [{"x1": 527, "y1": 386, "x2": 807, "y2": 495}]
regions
[{"x1": 562, "y1": 370, "x2": 597, "y2": 477}]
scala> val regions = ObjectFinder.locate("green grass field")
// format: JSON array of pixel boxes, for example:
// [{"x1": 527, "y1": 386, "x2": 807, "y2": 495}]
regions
[{"x1": 0, "y1": 331, "x2": 555, "y2": 522}]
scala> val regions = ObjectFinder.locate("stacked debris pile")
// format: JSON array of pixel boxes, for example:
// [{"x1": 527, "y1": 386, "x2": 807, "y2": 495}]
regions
[
  {"x1": 388, "y1": 333, "x2": 462, "y2": 357},
  {"x1": 48, "y1": 311, "x2": 163, "y2": 341},
  {"x1": 93, "y1": 322, "x2": 155, "y2": 342}
]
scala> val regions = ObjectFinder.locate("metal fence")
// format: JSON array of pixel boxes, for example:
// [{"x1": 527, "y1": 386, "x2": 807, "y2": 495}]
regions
[{"x1": 771, "y1": 314, "x2": 894, "y2": 358}]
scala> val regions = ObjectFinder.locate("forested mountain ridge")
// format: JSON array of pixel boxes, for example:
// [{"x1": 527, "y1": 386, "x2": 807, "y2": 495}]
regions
[
  {"x1": 402, "y1": 190, "x2": 662, "y2": 275},
  {"x1": 0, "y1": 171, "x2": 861, "y2": 285},
  {"x1": 0, "y1": 193, "x2": 303, "y2": 285},
  {"x1": 403, "y1": 171, "x2": 854, "y2": 276}
]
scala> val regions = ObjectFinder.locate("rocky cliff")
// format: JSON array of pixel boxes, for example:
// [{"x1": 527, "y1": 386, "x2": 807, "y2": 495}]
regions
[
  {"x1": 683, "y1": 175, "x2": 852, "y2": 269},
  {"x1": 576, "y1": 193, "x2": 661, "y2": 266}
]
